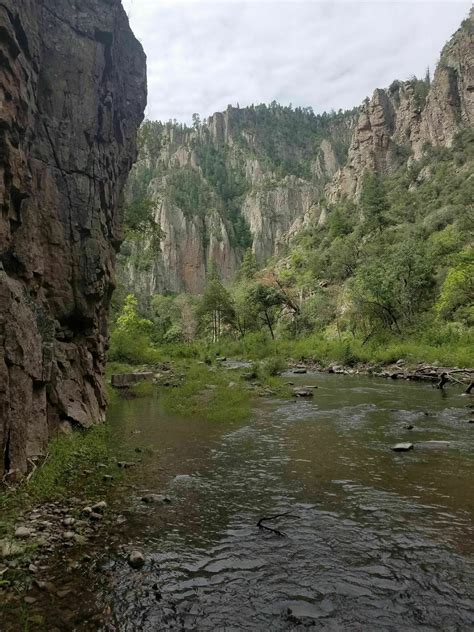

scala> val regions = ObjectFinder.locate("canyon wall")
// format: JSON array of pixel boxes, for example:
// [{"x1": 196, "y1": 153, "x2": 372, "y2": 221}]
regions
[
  {"x1": 328, "y1": 9, "x2": 473, "y2": 199},
  {"x1": 122, "y1": 106, "x2": 355, "y2": 296},
  {"x1": 0, "y1": 0, "x2": 146, "y2": 477},
  {"x1": 122, "y1": 10, "x2": 472, "y2": 298}
]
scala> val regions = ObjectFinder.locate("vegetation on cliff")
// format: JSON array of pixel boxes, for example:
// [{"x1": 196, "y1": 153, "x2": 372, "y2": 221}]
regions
[{"x1": 111, "y1": 126, "x2": 473, "y2": 369}]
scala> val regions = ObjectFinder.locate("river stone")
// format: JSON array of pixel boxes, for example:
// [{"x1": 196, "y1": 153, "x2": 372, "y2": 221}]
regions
[
  {"x1": 128, "y1": 550, "x2": 145, "y2": 569},
  {"x1": 1, "y1": 539, "x2": 25, "y2": 558},
  {"x1": 111, "y1": 372, "x2": 154, "y2": 388},
  {"x1": 91, "y1": 501, "x2": 107, "y2": 513},
  {"x1": 293, "y1": 368, "x2": 307, "y2": 374},
  {"x1": 141, "y1": 494, "x2": 172, "y2": 505},
  {"x1": 392, "y1": 443, "x2": 414, "y2": 452},
  {"x1": 15, "y1": 527, "x2": 33, "y2": 539},
  {"x1": 293, "y1": 388, "x2": 314, "y2": 398}
]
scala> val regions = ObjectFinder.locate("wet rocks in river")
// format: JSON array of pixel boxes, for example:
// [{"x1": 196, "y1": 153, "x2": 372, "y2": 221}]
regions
[
  {"x1": 392, "y1": 443, "x2": 414, "y2": 452},
  {"x1": 293, "y1": 388, "x2": 314, "y2": 398},
  {"x1": 418, "y1": 440, "x2": 451, "y2": 449},
  {"x1": 141, "y1": 494, "x2": 172, "y2": 505},
  {"x1": 403, "y1": 424, "x2": 414, "y2": 430},
  {"x1": 91, "y1": 501, "x2": 107, "y2": 513},
  {"x1": 293, "y1": 368, "x2": 307, "y2": 374},
  {"x1": 128, "y1": 550, "x2": 145, "y2": 569},
  {"x1": 111, "y1": 372, "x2": 154, "y2": 388}
]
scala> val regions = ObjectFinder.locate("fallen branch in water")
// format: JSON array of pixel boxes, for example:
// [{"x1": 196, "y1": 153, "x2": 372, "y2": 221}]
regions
[{"x1": 257, "y1": 511, "x2": 297, "y2": 537}]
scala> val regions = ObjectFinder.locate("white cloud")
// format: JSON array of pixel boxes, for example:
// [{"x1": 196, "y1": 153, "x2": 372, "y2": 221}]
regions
[{"x1": 122, "y1": 0, "x2": 472, "y2": 123}]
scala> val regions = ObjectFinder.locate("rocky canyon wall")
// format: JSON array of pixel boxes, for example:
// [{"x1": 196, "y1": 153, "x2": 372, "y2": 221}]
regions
[
  {"x1": 122, "y1": 10, "x2": 472, "y2": 297},
  {"x1": 328, "y1": 9, "x2": 473, "y2": 199},
  {"x1": 0, "y1": 0, "x2": 146, "y2": 477}
]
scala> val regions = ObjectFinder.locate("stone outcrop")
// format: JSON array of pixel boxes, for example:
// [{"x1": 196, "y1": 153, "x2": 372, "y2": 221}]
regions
[
  {"x1": 0, "y1": 0, "x2": 146, "y2": 477},
  {"x1": 328, "y1": 9, "x2": 473, "y2": 199},
  {"x1": 123, "y1": 106, "x2": 354, "y2": 294},
  {"x1": 122, "y1": 9, "x2": 472, "y2": 298}
]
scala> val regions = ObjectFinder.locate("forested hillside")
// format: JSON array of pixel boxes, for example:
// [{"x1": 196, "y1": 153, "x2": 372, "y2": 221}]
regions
[{"x1": 112, "y1": 10, "x2": 473, "y2": 367}]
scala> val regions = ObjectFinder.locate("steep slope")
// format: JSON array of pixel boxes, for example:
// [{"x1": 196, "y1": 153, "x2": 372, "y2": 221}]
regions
[
  {"x1": 328, "y1": 10, "x2": 473, "y2": 199},
  {"x1": 0, "y1": 0, "x2": 146, "y2": 477},
  {"x1": 121, "y1": 105, "x2": 356, "y2": 295},
  {"x1": 122, "y1": 9, "x2": 472, "y2": 300}
]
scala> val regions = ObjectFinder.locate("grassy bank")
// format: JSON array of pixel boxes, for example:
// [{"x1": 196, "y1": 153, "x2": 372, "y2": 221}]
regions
[
  {"x1": 0, "y1": 425, "x2": 130, "y2": 541},
  {"x1": 120, "y1": 329, "x2": 473, "y2": 370}
]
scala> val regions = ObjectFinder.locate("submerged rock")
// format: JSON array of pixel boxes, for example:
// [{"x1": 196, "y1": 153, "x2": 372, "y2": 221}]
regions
[
  {"x1": 141, "y1": 494, "x2": 172, "y2": 505},
  {"x1": 128, "y1": 550, "x2": 145, "y2": 569}
]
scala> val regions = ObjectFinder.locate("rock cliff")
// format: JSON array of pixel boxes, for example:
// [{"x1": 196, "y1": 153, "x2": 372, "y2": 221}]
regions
[
  {"x1": 0, "y1": 0, "x2": 146, "y2": 477},
  {"x1": 328, "y1": 9, "x2": 473, "y2": 198},
  {"x1": 122, "y1": 9, "x2": 472, "y2": 298},
  {"x1": 122, "y1": 105, "x2": 355, "y2": 295}
]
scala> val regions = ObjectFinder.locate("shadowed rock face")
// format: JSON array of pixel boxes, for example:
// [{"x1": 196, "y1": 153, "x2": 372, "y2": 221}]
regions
[{"x1": 0, "y1": 0, "x2": 146, "y2": 477}]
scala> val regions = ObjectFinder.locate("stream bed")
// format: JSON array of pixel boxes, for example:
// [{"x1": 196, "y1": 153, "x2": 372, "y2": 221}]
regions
[{"x1": 5, "y1": 373, "x2": 474, "y2": 630}]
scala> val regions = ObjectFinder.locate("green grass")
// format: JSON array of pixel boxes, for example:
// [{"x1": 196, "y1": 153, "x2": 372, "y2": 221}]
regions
[
  {"x1": 158, "y1": 363, "x2": 252, "y2": 423},
  {"x1": 0, "y1": 425, "x2": 125, "y2": 538},
  {"x1": 150, "y1": 330, "x2": 473, "y2": 368}
]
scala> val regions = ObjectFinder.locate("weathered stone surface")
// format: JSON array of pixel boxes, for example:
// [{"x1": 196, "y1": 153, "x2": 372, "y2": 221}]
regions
[
  {"x1": 293, "y1": 388, "x2": 314, "y2": 398},
  {"x1": 328, "y1": 10, "x2": 473, "y2": 199},
  {"x1": 392, "y1": 443, "x2": 414, "y2": 452},
  {"x1": 111, "y1": 372, "x2": 154, "y2": 388},
  {"x1": 0, "y1": 0, "x2": 147, "y2": 477},
  {"x1": 122, "y1": 106, "x2": 354, "y2": 295}
]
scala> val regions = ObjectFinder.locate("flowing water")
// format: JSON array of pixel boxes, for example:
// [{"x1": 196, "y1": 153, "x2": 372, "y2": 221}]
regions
[{"x1": 9, "y1": 373, "x2": 474, "y2": 630}]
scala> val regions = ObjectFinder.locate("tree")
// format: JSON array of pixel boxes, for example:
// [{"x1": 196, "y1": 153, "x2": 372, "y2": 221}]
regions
[
  {"x1": 351, "y1": 239, "x2": 434, "y2": 336},
  {"x1": 238, "y1": 249, "x2": 258, "y2": 280},
  {"x1": 109, "y1": 294, "x2": 154, "y2": 363},
  {"x1": 360, "y1": 171, "x2": 388, "y2": 232},
  {"x1": 192, "y1": 113, "x2": 201, "y2": 130},
  {"x1": 245, "y1": 283, "x2": 286, "y2": 340},
  {"x1": 199, "y1": 274, "x2": 235, "y2": 342},
  {"x1": 436, "y1": 248, "x2": 474, "y2": 325}
]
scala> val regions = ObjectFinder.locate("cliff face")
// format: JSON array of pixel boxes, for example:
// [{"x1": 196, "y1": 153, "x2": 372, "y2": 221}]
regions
[
  {"x1": 122, "y1": 10, "x2": 471, "y2": 298},
  {"x1": 0, "y1": 0, "x2": 146, "y2": 477},
  {"x1": 328, "y1": 10, "x2": 473, "y2": 199},
  {"x1": 122, "y1": 106, "x2": 355, "y2": 295}
]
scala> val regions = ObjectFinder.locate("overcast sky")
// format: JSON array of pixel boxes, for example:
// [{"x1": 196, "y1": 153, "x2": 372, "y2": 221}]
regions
[{"x1": 121, "y1": 0, "x2": 472, "y2": 123}]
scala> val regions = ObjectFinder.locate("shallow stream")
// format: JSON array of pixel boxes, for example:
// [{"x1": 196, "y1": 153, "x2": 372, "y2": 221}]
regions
[{"x1": 9, "y1": 373, "x2": 474, "y2": 630}]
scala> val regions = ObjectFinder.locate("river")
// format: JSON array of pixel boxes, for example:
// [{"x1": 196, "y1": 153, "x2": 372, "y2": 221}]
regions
[{"x1": 8, "y1": 372, "x2": 474, "y2": 630}]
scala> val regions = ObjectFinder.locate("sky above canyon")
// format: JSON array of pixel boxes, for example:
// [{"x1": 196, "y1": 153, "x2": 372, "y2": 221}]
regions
[{"x1": 122, "y1": 0, "x2": 472, "y2": 123}]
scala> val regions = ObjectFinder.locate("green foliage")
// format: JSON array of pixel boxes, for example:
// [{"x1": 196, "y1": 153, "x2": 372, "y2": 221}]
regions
[
  {"x1": 109, "y1": 295, "x2": 159, "y2": 364},
  {"x1": 198, "y1": 270, "x2": 236, "y2": 341},
  {"x1": 238, "y1": 249, "x2": 258, "y2": 280},
  {"x1": 351, "y1": 238, "x2": 434, "y2": 334},
  {"x1": 436, "y1": 247, "x2": 474, "y2": 324},
  {"x1": 166, "y1": 167, "x2": 212, "y2": 218},
  {"x1": 360, "y1": 171, "x2": 389, "y2": 232},
  {"x1": 159, "y1": 363, "x2": 251, "y2": 423}
]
